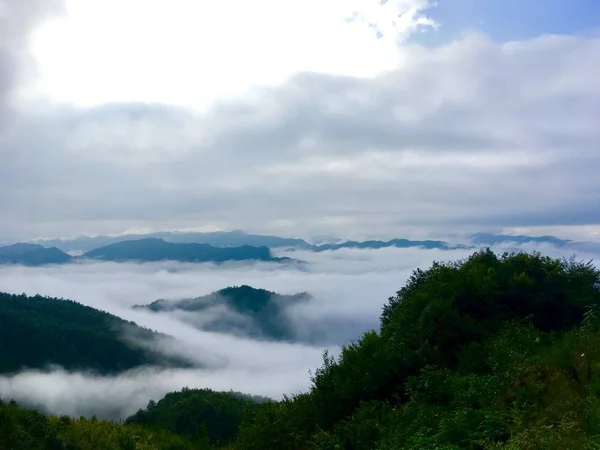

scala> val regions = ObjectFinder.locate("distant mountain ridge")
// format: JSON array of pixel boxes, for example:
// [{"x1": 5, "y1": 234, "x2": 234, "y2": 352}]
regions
[
  {"x1": 82, "y1": 238, "x2": 292, "y2": 264},
  {"x1": 3, "y1": 231, "x2": 597, "y2": 267},
  {"x1": 469, "y1": 232, "x2": 571, "y2": 247},
  {"x1": 31, "y1": 230, "x2": 310, "y2": 253},
  {"x1": 0, "y1": 239, "x2": 293, "y2": 266},
  {"x1": 0, "y1": 243, "x2": 72, "y2": 266},
  {"x1": 28, "y1": 230, "x2": 468, "y2": 253},
  {"x1": 309, "y1": 238, "x2": 467, "y2": 251}
]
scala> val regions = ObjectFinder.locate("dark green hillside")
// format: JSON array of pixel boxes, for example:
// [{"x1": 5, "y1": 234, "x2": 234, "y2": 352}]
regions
[
  {"x1": 126, "y1": 388, "x2": 268, "y2": 446},
  {"x1": 232, "y1": 250, "x2": 600, "y2": 449},
  {"x1": 82, "y1": 238, "x2": 291, "y2": 264},
  {"x1": 0, "y1": 243, "x2": 72, "y2": 265},
  {"x1": 0, "y1": 398, "x2": 199, "y2": 450},
  {"x1": 135, "y1": 285, "x2": 310, "y2": 340},
  {"x1": 0, "y1": 292, "x2": 188, "y2": 374}
]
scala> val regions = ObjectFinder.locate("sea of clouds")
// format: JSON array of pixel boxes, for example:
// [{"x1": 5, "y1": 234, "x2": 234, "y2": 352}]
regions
[{"x1": 0, "y1": 243, "x2": 598, "y2": 419}]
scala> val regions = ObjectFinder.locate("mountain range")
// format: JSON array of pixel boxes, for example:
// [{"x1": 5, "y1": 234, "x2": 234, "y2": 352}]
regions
[
  {"x1": 2, "y1": 230, "x2": 597, "y2": 267},
  {"x1": 26, "y1": 229, "x2": 593, "y2": 253},
  {"x1": 0, "y1": 243, "x2": 73, "y2": 266},
  {"x1": 30, "y1": 230, "x2": 309, "y2": 253},
  {"x1": 0, "y1": 238, "x2": 292, "y2": 266}
]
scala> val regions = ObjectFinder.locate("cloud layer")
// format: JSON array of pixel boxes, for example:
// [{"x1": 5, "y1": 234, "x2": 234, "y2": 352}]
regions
[
  {"x1": 1, "y1": 1, "x2": 599, "y2": 240},
  {"x1": 1, "y1": 243, "x2": 600, "y2": 418}
]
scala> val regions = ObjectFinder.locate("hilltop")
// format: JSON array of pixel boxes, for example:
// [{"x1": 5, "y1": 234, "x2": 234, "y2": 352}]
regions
[
  {"x1": 0, "y1": 243, "x2": 72, "y2": 266},
  {"x1": 135, "y1": 285, "x2": 310, "y2": 341}
]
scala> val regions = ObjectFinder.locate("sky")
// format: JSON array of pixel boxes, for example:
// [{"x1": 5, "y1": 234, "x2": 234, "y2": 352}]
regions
[{"x1": 1, "y1": 0, "x2": 599, "y2": 241}]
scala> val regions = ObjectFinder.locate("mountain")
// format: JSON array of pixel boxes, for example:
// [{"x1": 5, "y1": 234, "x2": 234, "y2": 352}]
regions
[
  {"x1": 32, "y1": 230, "x2": 310, "y2": 253},
  {"x1": 0, "y1": 243, "x2": 72, "y2": 266},
  {"x1": 18, "y1": 230, "x2": 600, "y2": 263},
  {"x1": 134, "y1": 285, "x2": 310, "y2": 341},
  {"x1": 470, "y1": 232, "x2": 600, "y2": 253},
  {"x1": 308, "y1": 238, "x2": 469, "y2": 251},
  {"x1": 29, "y1": 230, "x2": 466, "y2": 254},
  {"x1": 469, "y1": 232, "x2": 572, "y2": 246},
  {"x1": 82, "y1": 238, "x2": 292, "y2": 264},
  {"x1": 0, "y1": 292, "x2": 189, "y2": 374}
]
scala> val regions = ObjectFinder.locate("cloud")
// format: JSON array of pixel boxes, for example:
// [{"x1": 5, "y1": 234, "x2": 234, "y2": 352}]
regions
[
  {"x1": 1, "y1": 30, "x2": 599, "y2": 241},
  {"x1": 1, "y1": 244, "x2": 599, "y2": 418},
  {"x1": 29, "y1": 0, "x2": 436, "y2": 106},
  {"x1": 0, "y1": 0, "x2": 64, "y2": 125}
]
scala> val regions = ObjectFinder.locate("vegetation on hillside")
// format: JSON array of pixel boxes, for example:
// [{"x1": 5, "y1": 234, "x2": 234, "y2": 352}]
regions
[
  {"x1": 0, "y1": 292, "x2": 189, "y2": 374},
  {"x1": 0, "y1": 397, "x2": 200, "y2": 450},
  {"x1": 232, "y1": 250, "x2": 600, "y2": 449},
  {"x1": 136, "y1": 285, "x2": 309, "y2": 341},
  {"x1": 126, "y1": 388, "x2": 269, "y2": 446}
]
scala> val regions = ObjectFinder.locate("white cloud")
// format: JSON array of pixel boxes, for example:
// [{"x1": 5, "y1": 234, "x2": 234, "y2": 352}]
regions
[
  {"x1": 1, "y1": 2, "x2": 599, "y2": 243},
  {"x1": 29, "y1": 0, "x2": 436, "y2": 107}
]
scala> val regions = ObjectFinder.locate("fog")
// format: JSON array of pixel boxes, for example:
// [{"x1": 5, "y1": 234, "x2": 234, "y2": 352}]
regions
[{"x1": 0, "y1": 244, "x2": 598, "y2": 419}]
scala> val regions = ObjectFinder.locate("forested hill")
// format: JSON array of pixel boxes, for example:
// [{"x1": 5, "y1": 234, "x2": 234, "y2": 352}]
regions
[
  {"x1": 135, "y1": 285, "x2": 310, "y2": 340},
  {"x1": 232, "y1": 250, "x2": 600, "y2": 449},
  {"x1": 126, "y1": 388, "x2": 269, "y2": 446},
  {"x1": 0, "y1": 292, "x2": 189, "y2": 374}
]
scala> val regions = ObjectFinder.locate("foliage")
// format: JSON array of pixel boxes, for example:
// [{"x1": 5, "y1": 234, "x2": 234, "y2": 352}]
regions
[
  {"x1": 231, "y1": 250, "x2": 600, "y2": 449},
  {"x1": 125, "y1": 388, "x2": 266, "y2": 445},
  {"x1": 0, "y1": 292, "x2": 188, "y2": 374},
  {"x1": 0, "y1": 398, "x2": 200, "y2": 450}
]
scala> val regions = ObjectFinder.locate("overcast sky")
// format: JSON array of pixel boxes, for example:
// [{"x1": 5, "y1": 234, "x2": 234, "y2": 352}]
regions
[{"x1": 1, "y1": 0, "x2": 599, "y2": 242}]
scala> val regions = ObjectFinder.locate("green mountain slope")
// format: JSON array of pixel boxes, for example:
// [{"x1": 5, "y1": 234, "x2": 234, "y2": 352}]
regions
[
  {"x1": 0, "y1": 292, "x2": 188, "y2": 374},
  {"x1": 231, "y1": 250, "x2": 600, "y2": 449},
  {"x1": 135, "y1": 285, "x2": 310, "y2": 341}
]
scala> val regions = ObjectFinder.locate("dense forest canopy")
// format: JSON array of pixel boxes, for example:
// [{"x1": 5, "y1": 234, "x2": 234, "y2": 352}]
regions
[
  {"x1": 2, "y1": 249, "x2": 600, "y2": 449},
  {"x1": 0, "y1": 292, "x2": 189, "y2": 374},
  {"x1": 233, "y1": 250, "x2": 600, "y2": 449},
  {"x1": 126, "y1": 388, "x2": 269, "y2": 446}
]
